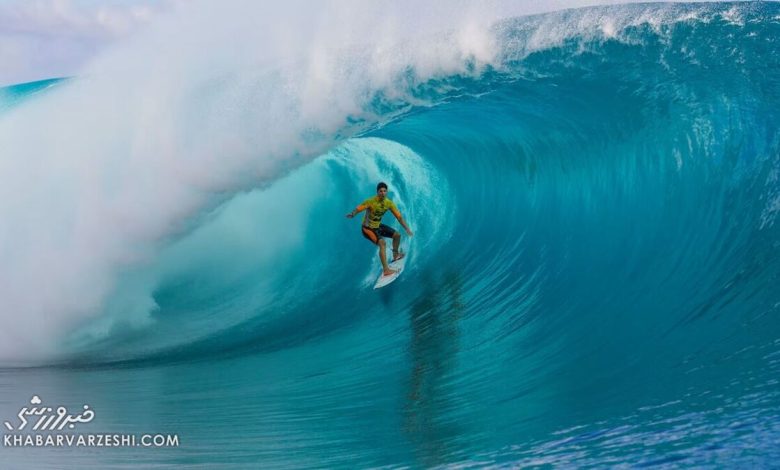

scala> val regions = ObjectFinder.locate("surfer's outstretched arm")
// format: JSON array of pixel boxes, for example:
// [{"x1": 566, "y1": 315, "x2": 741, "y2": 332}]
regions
[
  {"x1": 346, "y1": 204, "x2": 367, "y2": 218},
  {"x1": 391, "y1": 208, "x2": 413, "y2": 236}
]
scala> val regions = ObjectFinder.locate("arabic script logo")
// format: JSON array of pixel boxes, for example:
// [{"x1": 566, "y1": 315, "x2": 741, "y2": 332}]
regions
[{"x1": 4, "y1": 396, "x2": 94, "y2": 432}]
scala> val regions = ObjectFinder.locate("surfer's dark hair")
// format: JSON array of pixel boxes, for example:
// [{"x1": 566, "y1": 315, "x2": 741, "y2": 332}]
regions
[{"x1": 377, "y1": 182, "x2": 388, "y2": 191}]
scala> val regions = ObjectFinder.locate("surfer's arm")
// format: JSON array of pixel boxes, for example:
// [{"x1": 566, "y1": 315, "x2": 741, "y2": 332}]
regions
[
  {"x1": 391, "y1": 208, "x2": 413, "y2": 236},
  {"x1": 346, "y1": 204, "x2": 368, "y2": 218}
]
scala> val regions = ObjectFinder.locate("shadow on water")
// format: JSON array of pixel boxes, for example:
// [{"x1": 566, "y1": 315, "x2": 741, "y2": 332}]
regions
[{"x1": 402, "y1": 269, "x2": 466, "y2": 467}]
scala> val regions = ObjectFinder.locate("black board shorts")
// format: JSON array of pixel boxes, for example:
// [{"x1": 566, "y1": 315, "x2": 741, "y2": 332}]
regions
[{"x1": 361, "y1": 224, "x2": 397, "y2": 245}]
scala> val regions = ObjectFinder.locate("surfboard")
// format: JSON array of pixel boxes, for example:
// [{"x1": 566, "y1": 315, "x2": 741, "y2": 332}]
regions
[{"x1": 374, "y1": 251, "x2": 407, "y2": 289}]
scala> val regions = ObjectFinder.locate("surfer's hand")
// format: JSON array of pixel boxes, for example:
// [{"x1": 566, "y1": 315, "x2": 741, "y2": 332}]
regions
[
  {"x1": 346, "y1": 212, "x2": 354, "y2": 218},
  {"x1": 406, "y1": 229, "x2": 414, "y2": 236}
]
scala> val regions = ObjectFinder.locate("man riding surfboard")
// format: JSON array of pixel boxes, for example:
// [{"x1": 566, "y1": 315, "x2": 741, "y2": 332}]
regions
[{"x1": 346, "y1": 182, "x2": 413, "y2": 276}]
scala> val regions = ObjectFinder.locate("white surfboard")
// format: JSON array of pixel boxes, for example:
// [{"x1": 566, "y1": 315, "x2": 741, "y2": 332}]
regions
[{"x1": 374, "y1": 252, "x2": 407, "y2": 289}]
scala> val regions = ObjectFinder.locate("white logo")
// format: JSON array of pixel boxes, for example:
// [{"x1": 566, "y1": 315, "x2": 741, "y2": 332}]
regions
[{"x1": 4, "y1": 395, "x2": 94, "y2": 432}]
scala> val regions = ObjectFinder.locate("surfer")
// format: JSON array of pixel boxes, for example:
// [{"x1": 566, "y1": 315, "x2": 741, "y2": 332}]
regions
[{"x1": 347, "y1": 182, "x2": 413, "y2": 276}]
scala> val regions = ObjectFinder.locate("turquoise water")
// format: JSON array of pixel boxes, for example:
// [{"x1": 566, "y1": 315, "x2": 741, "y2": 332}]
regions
[{"x1": 2, "y1": 3, "x2": 780, "y2": 468}]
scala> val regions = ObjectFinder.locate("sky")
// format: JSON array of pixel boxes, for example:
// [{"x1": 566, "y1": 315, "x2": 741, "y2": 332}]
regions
[
  {"x1": 0, "y1": 0, "x2": 178, "y2": 85},
  {"x1": 0, "y1": 0, "x2": 729, "y2": 87}
]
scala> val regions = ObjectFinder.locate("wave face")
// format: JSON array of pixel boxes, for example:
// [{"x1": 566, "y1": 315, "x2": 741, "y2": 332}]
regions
[{"x1": 2, "y1": 2, "x2": 780, "y2": 468}]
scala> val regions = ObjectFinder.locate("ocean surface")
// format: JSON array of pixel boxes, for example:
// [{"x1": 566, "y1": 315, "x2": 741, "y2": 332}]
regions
[{"x1": 1, "y1": 2, "x2": 780, "y2": 468}]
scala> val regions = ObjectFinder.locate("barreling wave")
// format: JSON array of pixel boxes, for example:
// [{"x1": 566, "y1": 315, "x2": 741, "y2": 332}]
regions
[
  {"x1": 1, "y1": 1, "x2": 779, "y2": 431},
  {"x1": 3, "y1": 2, "x2": 780, "y2": 466}
]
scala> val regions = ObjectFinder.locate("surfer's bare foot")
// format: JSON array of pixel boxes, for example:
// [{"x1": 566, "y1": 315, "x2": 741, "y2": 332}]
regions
[
  {"x1": 392, "y1": 252, "x2": 405, "y2": 262},
  {"x1": 383, "y1": 268, "x2": 397, "y2": 276}
]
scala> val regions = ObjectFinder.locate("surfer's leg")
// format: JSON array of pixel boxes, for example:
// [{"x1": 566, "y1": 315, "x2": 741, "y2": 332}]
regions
[
  {"x1": 362, "y1": 226, "x2": 378, "y2": 244},
  {"x1": 393, "y1": 232, "x2": 401, "y2": 255},
  {"x1": 378, "y1": 239, "x2": 395, "y2": 276},
  {"x1": 391, "y1": 232, "x2": 403, "y2": 261},
  {"x1": 378, "y1": 224, "x2": 403, "y2": 261},
  {"x1": 364, "y1": 227, "x2": 393, "y2": 274}
]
